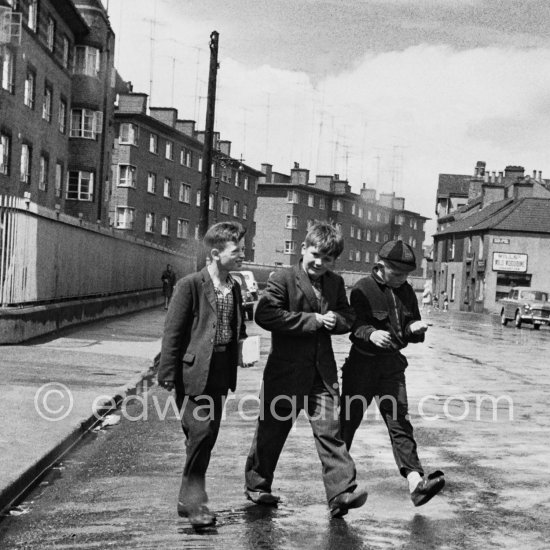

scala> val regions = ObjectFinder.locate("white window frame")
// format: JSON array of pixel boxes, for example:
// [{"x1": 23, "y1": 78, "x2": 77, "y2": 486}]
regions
[
  {"x1": 308, "y1": 194, "x2": 314, "y2": 207},
  {"x1": 319, "y1": 197, "x2": 326, "y2": 210},
  {"x1": 74, "y1": 45, "x2": 100, "y2": 77},
  {"x1": 350, "y1": 225, "x2": 355, "y2": 238},
  {"x1": 244, "y1": 176, "x2": 249, "y2": 191},
  {"x1": 366, "y1": 230, "x2": 371, "y2": 241},
  {"x1": 161, "y1": 216, "x2": 170, "y2": 236},
  {"x1": 119, "y1": 123, "x2": 138, "y2": 145},
  {"x1": 355, "y1": 250, "x2": 361, "y2": 262},
  {"x1": 0, "y1": 133, "x2": 10, "y2": 175},
  {"x1": 179, "y1": 183, "x2": 191, "y2": 203},
  {"x1": 145, "y1": 212, "x2": 155, "y2": 233},
  {"x1": 24, "y1": 69, "x2": 35, "y2": 108},
  {"x1": 39, "y1": 154, "x2": 48, "y2": 191},
  {"x1": 67, "y1": 170, "x2": 94, "y2": 201},
  {"x1": 287, "y1": 190, "x2": 298, "y2": 203},
  {"x1": 58, "y1": 99, "x2": 67, "y2": 133},
  {"x1": 243, "y1": 204, "x2": 248, "y2": 220},
  {"x1": 149, "y1": 132, "x2": 158, "y2": 154},
  {"x1": 220, "y1": 196, "x2": 230, "y2": 214},
  {"x1": 46, "y1": 16, "x2": 55, "y2": 51},
  {"x1": 165, "y1": 140, "x2": 173, "y2": 160},
  {"x1": 284, "y1": 240, "x2": 296, "y2": 254},
  {"x1": 365, "y1": 251, "x2": 370, "y2": 263},
  {"x1": 62, "y1": 36, "x2": 70, "y2": 69},
  {"x1": 147, "y1": 172, "x2": 156, "y2": 194},
  {"x1": 42, "y1": 85, "x2": 52, "y2": 121},
  {"x1": 20, "y1": 143, "x2": 30, "y2": 183},
  {"x1": 286, "y1": 215, "x2": 297, "y2": 229},
  {"x1": 163, "y1": 177, "x2": 172, "y2": 198},
  {"x1": 375, "y1": 232, "x2": 380, "y2": 243},
  {"x1": 115, "y1": 207, "x2": 135, "y2": 229},
  {"x1": 332, "y1": 199, "x2": 342, "y2": 212},
  {"x1": 209, "y1": 193, "x2": 215, "y2": 211},
  {"x1": 28, "y1": 0, "x2": 38, "y2": 32},
  {"x1": 196, "y1": 190, "x2": 201, "y2": 207},
  {"x1": 54, "y1": 162, "x2": 63, "y2": 197},
  {"x1": 177, "y1": 218, "x2": 189, "y2": 239},
  {"x1": 233, "y1": 201, "x2": 239, "y2": 217},
  {"x1": 1, "y1": 48, "x2": 15, "y2": 93},
  {"x1": 70, "y1": 109, "x2": 103, "y2": 139},
  {"x1": 117, "y1": 164, "x2": 137, "y2": 187},
  {"x1": 359, "y1": 207, "x2": 364, "y2": 218}
]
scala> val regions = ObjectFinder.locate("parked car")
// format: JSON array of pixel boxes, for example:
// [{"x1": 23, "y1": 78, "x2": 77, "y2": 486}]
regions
[
  {"x1": 500, "y1": 287, "x2": 550, "y2": 329},
  {"x1": 231, "y1": 272, "x2": 255, "y2": 320}
]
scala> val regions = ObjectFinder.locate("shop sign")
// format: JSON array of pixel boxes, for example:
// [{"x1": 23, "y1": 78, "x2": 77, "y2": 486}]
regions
[
  {"x1": 493, "y1": 237, "x2": 510, "y2": 244},
  {"x1": 492, "y1": 252, "x2": 527, "y2": 272}
]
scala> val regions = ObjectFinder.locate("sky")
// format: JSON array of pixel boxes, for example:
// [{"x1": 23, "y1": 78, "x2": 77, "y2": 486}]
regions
[{"x1": 107, "y1": 0, "x2": 550, "y2": 239}]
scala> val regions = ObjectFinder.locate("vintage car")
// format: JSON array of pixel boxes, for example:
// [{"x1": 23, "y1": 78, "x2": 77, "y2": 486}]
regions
[
  {"x1": 230, "y1": 271, "x2": 256, "y2": 320},
  {"x1": 500, "y1": 287, "x2": 550, "y2": 329}
]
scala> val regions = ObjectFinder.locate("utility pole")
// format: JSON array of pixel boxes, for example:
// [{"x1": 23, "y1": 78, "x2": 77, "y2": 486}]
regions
[{"x1": 197, "y1": 31, "x2": 219, "y2": 268}]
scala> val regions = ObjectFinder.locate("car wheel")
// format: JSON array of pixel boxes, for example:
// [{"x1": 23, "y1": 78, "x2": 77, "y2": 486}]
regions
[
  {"x1": 501, "y1": 310, "x2": 508, "y2": 326},
  {"x1": 514, "y1": 311, "x2": 522, "y2": 328},
  {"x1": 533, "y1": 324, "x2": 541, "y2": 330}
]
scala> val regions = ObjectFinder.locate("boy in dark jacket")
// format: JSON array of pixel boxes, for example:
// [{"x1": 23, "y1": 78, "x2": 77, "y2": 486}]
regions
[{"x1": 340, "y1": 240, "x2": 445, "y2": 507}]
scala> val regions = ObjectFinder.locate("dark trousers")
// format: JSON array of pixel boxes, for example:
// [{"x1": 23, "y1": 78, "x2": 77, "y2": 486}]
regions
[
  {"x1": 178, "y1": 351, "x2": 230, "y2": 508},
  {"x1": 339, "y1": 347, "x2": 423, "y2": 478},
  {"x1": 245, "y1": 372, "x2": 357, "y2": 503}
]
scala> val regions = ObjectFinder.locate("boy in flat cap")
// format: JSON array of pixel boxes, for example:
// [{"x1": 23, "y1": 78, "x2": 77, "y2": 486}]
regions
[{"x1": 340, "y1": 240, "x2": 445, "y2": 507}]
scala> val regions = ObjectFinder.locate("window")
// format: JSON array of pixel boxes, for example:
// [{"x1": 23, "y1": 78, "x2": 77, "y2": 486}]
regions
[
  {"x1": 365, "y1": 251, "x2": 371, "y2": 263},
  {"x1": 209, "y1": 193, "x2": 215, "y2": 211},
  {"x1": 348, "y1": 250, "x2": 354, "y2": 261},
  {"x1": 67, "y1": 170, "x2": 94, "y2": 200},
  {"x1": 198, "y1": 155, "x2": 203, "y2": 172},
  {"x1": 233, "y1": 201, "x2": 239, "y2": 217},
  {"x1": 352, "y1": 203, "x2": 356, "y2": 215},
  {"x1": 450, "y1": 274, "x2": 456, "y2": 301},
  {"x1": 175, "y1": 219, "x2": 188, "y2": 239},
  {"x1": 366, "y1": 230, "x2": 371, "y2": 241},
  {"x1": 479, "y1": 237, "x2": 484, "y2": 259},
  {"x1": 307, "y1": 219, "x2": 314, "y2": 229},
  {"x1": 319, "y1": 197, "x2": 326, "y2": 210},
  {"x1": 28, "y1": 0, "x2": 38, "y2": 32},
  {"x1": 163, "y1": 177, "x2": 172, "y2": 198},
  {"x1": 39, "y1": 154, "x2": 48, "y2": 190},
  {"x1": 243, "y1": 204, "x2": 248, "y2": 220},
  {"x1": 375, "y1": 232, "x2": 380, "y2": 243},
  {"x1": 58, "y1": 99, "x2": 67, "y2": 133},
  {"x1": 116, "y1": 207, "x2": 135, "y2": 229},
  {"x1": 54, "y1": 162, "x2": 62, "y2": 197},
  {"x1": 357, "y1": 228, "x2": 362, "y2": 240},
  {"x1": 149, "y1": 133, "x2": 158, "y2": 153},
  {"x1": 74, "y1": 45, "x2": 100, "y2": 77},
  {"x1": 244, "y1": 176, "x2": 249, "y2": 191},
  {"x1": 161, "y1": 216, "x2": 170, "y2": 236},
  {"x1": 62, "y1": 36, "x2": 70, "y2": 69},
  {"x1": 358, "y1": 207, "x2": 364, "y2": 218},
  {"x1": 165, "y1": 140, "x2": 173, "y2": 160},
  {"x1": 336, "y1": 222, "x2": 342, "y2": 233},
  {"x1": 332, "y1": 199, "x2": 342, "y2": 212},
  {"x1": 286, "y1": 215, "x2": 297, "y2": 229},
  {"x1": 196, "y1": 190, "x2": 201, "y2": 207},
  {"x1": 20, "y1": 143, "x2": 31, "y2": 183},
  {"x1": 350, "y1": 225, "x2": 355, "y2": 238},
  {"x1": 234, "y1": 170, "x2": 240, "y2": 187},
  {"x1": 145, "y1": 212, "x2": 155, "y2": 233},
  {"x1": 119, "y1": 123, "x2": 138, "y2": 145},
  {"x1": 287, "y1": 190, "x2": 298, "y2": 203},
  {"x1": 0, "y1": 133, "x2": 10, "y2": 175},
  {"x1": 24, "y1": 68, "x2": 35, "y2": 108},
  {"x1": 70, "y1": 109, "x2": 103, "y2": 139},
  {"x1": 211, "y1": 162, "x2": 216, "y2": 177},
  {"x1": 384, "y1": 213, "x2": 390, "y2": 223},
  {"x1": 395, "y1": 214, "x2": 404, "y2": 225},
  {"x1": 284, "y1": 241, "x2": 296, "y2": 254},
  {"x1": 220, "y1": 197, "x2": 230, "y2": 214},
  {"x1": 376, "y1": 212, "x2": 381, "y2": 222},
  {"x1": 118, "y1": 164, "x2": 136, "y2": 187},
  {"x1": 355, "y1": 250, "x2": 361, "y2": 262},
  {"x1": 181, "y1": 148, "x2": 192, "y2": 167},
  {"x1": 46, "y1": 16, "x2": 55, "y2": 51},
  {"x1": 1, "y1": 48, "x2": 15, "y2": 93},
  {"x1": 42, "y1": 84, "x2": 52, "y2": 121},
  {"x1": 367, "y1": 210, "x2": 372, "y2": 220},
  {"x1": 147, "y1": 172, "x2": 156, "y2": 194},
  {"x1": 179, "y1": 183, "x2": 191, "y2": 203}
]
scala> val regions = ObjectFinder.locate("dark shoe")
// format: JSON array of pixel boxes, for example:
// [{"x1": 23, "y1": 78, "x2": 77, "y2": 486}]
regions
[
  {"x1": 245, "y1": 490, "x2": 280, "y2": 506},
  {"x1": 329, "y1": 488, "x2": 368, "y2": 518},
  {"x1": 411, "y1": 470, "x2": 445, "y2": 507}
]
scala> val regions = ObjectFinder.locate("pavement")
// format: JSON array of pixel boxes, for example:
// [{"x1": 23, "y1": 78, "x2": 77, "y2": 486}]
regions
[{"x1": 0, "y1": 306, "x2": 166, "y2": 515}]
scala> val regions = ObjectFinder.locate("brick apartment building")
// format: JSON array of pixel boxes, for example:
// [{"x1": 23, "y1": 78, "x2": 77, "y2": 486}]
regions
[
  {"x1": 254, "y1": 162, "x2": 427, "y2": 276},
  {"x1": 110, "y1": 92, "x2": 261, "y2": 258},
  {"x1": 433, "y1": 161, "x2": 550, "y2": 313},
  {"x1": 0, "y1": 0, "x2": 118, "y2": 223}
]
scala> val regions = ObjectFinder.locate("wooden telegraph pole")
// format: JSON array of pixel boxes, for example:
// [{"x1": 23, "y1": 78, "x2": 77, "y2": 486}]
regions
[{"x1": 197, "y1": 31, "x2": 219, "y2": 269}]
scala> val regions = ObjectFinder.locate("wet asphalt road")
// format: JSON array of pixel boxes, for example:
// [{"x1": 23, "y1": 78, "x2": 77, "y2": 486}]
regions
[{"x1": 0, "y1": 309, "x2": 549, "y2": 549}]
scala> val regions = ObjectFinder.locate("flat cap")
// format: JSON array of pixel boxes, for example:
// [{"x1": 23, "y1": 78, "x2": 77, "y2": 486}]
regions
[{"x1": 378, "y1": 240, "x2": 417, "y2": 272}]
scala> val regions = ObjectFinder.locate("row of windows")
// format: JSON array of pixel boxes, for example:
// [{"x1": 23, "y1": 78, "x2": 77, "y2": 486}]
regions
[
  {"x1": 395, "y1": 214, "x2": 419, "y2": 229},
  {"x1": 286, "y1": 190, "x2": 398, "y2": 223},
  {"x1": 118, "y1": 124, "x2": 252, "y2": 191},
  {"x1": 115, "y1": 209, "x2": 194, "y2": 238}
]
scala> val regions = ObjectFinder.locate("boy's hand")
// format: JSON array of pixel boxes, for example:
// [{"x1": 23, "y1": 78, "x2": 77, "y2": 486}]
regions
[
  {"x1": 370, "y1": 330, "x2": 395, "y2": 349},
  {"x1": 409, "y1": 321, "x2": 429, "y2": 335},
  {"x1": 315, "y1": 312, "x2": 337, "y2": 330}
]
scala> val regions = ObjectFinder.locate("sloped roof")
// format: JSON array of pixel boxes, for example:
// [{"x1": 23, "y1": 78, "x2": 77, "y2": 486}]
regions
[
  {"x1": 437, "y1": 197, "x2": 550, "y2": 235},
  {"x1": 437, "y1": 174, "x2": 471, "y2": 198}
]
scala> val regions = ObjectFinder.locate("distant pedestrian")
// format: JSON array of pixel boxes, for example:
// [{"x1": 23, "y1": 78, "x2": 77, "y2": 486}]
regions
[
  {"x1": 340, "y1": 240, "x2": 445, "y2": 508},
  {"x1": 441, "y1": 290, "x2": 449, "y2": 312},
  {"x1": 421, "y1": 282, "x2": 432, "y2": 311},
  {"x1": 245, "y1": 222, "x2": 368, "y2": 518},
  {"x1": 161, "y1": 264, "x2": 177, "y2": 309},
  {"x1": 158, "y1": 222, "x2": 249, "y2": 530}
]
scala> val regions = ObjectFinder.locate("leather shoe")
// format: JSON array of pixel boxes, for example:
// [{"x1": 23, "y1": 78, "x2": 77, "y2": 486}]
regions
[
  {"x1": 329, "y1": 488, "x2": 368, "y2": 518},
  {"x1": 411, "y1": 470, "x2": 445, "y2": 507},
  {"x1": 177, "y1": 503, "x2": 216, "y2": 529},
  {"x1": 245, "y1": 490, "x2": 280, "y2": 506}
]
